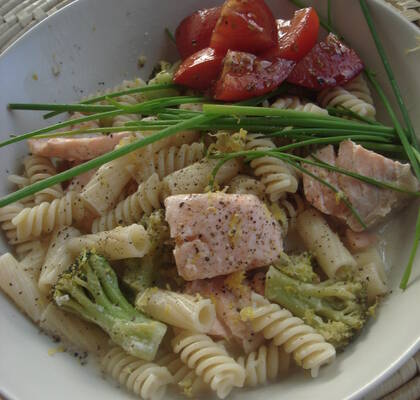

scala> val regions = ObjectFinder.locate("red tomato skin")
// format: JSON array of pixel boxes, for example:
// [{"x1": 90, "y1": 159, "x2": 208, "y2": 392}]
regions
[
  {"x1": 175, "y1": 7, "x2": 222, "y2": 60},
  {"x1": 261, "y1": 8, "x2": 319, "y2": 61},
  {"x1": 210, "y1": 0, "x2": 278, "y2": 54},
  {"x1": 213, "y1": 50, "x2": 295, "y2": 101},
  {"x1": 174, "y1": 47, "x2": 224, "y2": 90},
  {"x1": 287, "y1": 33, "x2": 364, "y2": 90}
]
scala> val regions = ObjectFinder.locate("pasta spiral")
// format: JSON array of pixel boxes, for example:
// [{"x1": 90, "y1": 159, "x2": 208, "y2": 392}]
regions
[
  {"x1": 7, "y1": 174, "x2": 30, "y2": 189},
  {"x1": 0, "y1": 202, "x2": 29, "y2": 244},
  {"x1": 91, "y1": 173, "x2": 162, "y2": 233},
  {"x1": 83, "y1": 78, "x2": 146, "y2": 127},
  {"x1": 135, "y1": 142, "x2": 205, "y2": 183},
  {"x1": 11, "y1": 192, "x2": 85, "y2": 241},
  {"x1": 271, "y1": 96, "x2": 328, "y2": 115},
  {"x1": 237, "y1": 342, "x2": 290, "y2": 387},
  {"x1": 343, "y1": 74, "x2": 375, "y2": 105},
  {"x1": 23, "y1": 155, "x2": 63, "y2": 204},
  {"x1": 246, "y1": 134, "x2": 299, "y2": 201},
  {"x1": 102, "y1": 346, "x2": 174, "y2": 400},
  {"x1": 241, "y1": 303, "x2": 336, "y2": 378},
  {"x1": 172, "y1": 331, "x2": 246, "y2": 399},
  {"x1": 157, "y1": 352, "x2": 208, "y2": 397},
  {"x1": 268, "y1": 193, "x2": 305, "y2": 236},
  {"x1": 7, "y1": 173, "x2": 34, "y2": 206},
  {"x1": 317, "y1": 75, "x2": 376, "y2": 119},
  {"x1": 110, "y1": 80, "x2": 145, "y2": 126}
]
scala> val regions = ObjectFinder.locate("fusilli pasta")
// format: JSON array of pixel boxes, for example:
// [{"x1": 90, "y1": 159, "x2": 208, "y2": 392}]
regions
[
  {"x1": 23, "y1": 155, "x2": 63, "y2": 204},
  {"x1": 246, "y1": 134, "x2": 298, "y2": 201},
  {"x1": 272, "y1": 96, "x2": 328, "y2": 115},
  {"x1": 0, "y1": 202, "x2": 27, "y2": 245},
  {"x1": 172, "y1": 331, "x2": 246, "y2": 399},
  {"x1": 102, "y1": 345, "x2": 174, "y2": 400},
  {"x1": 157, "y1": 351, "x2": 208, "y2": 397},
  {"x1": 240, "y1": 303, "x2": 336, "y2": 378},
  {"x1": 317, "y1": 74, "x2": 376, "y2": 119},
  {"x1": 268, "y1": 193, "x2": 305, "y2": 236},
  {"x1": 343, "y1": 74, "x2": 375, "y2": 106},
  {"x1": 11, "y1": 191, "x2": 85, "y2": 241},
  {"x1": 84, "y1": 78, "x2": 146, "y2": 126},
  {"x1": 133, "y1": 142, "x2": 205, "y2": 183},
  {"x1": 91, "y1": 173, "x2": 162, "y2": 233},
  {"x1": 237, "y1": 341, "x2": 290, "y2": 387},
  {"x1": 7, "y1": 172, "x2": 35, "y2": 206}
]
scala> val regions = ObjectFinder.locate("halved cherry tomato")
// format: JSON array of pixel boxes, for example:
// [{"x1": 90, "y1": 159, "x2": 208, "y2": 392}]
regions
[
  {"x1": 260, "y1": 8, "x2": 319, "y2": 62},
  {"x1": 174, "y1": 47, "x2": 224, "y2": 90},
  {"x1": 175, "y1": 7, "x2": 221, "y2": 60},
  {"x1": 213, "y1": 50, "x2": 295, "y2": 101},
  {"x1": 287, "y1": 33, "x2": 364, "y2": 90},
  {"x1": 210, "y1": 0, "x2": 277, "y2": 54}
]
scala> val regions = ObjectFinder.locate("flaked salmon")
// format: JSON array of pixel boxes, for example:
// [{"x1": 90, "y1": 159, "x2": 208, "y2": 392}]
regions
[
  {"x1": 186, "y1": 274, "x2": 265, "y2": 353},
  {"x1": 28, "y1": 132, "x2": 129, "y2": 161},
  {"x1": 303, "y1": 140, "x2": 419, "y2": 231},
  {"x1": 165, "y1": 193, "x2": 283, "y2": 281}
]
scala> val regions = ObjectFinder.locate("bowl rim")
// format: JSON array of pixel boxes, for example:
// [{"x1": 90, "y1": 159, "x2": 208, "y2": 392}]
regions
[{"x1": 0, "y1": 1, "x2": 419, "y2": 400}]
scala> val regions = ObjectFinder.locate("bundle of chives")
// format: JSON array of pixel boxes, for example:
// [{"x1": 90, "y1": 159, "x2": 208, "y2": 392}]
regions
[{"x1": 42, "y1": 82, "x2": 180, "y2": 119}]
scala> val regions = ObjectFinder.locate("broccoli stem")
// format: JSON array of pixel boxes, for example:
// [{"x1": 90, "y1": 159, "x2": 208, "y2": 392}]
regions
[
  {"x1": 91, "y1": 254, "x2": 137, "y2": 316},
  {"x1": 54, "y1": 251, "x2": 166, "y2": 361}
]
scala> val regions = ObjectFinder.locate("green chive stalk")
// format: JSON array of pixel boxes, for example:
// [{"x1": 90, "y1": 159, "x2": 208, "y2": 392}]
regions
[
  {"x1": 0, "y1": 114, "x2": 212, "y2": 207},
  {"x1": 359, "y1": 0, "x2": 419, "y2": 150},
  {"x1": 42, "y1": 83, "x2": 180, "y2": 119}
]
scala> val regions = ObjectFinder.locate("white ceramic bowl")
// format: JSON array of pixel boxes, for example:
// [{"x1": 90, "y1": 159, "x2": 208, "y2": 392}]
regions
[{"x1": 1, "y1": 1, "x2": 420, "y2": 399}]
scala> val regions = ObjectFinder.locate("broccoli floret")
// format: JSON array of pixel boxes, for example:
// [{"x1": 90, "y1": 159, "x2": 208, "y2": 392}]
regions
[
  {"x1": 121, "y1": 255, "x2": 157, "y2": 295},
  {"x1": 265, "y1": 264, "x2": 368, "y2": 350},
  {"x1": 53, "y1": 250, "x2": 166, "y2": 361},
  {"x1": 273, "y1": 252, "x2": 319, "y2": 283},
  {"x1": 121, "y1": 211, "x2": 177, "y2": 295},
  {"x1": 140, "y1": 209, "x2": 171, "y2": 253},
  {"x1": 147, "y1": 60, "x2": 180, "y2": 98}
]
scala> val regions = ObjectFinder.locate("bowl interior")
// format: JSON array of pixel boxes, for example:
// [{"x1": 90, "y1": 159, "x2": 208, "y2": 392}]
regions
[{"x1": 1, "y1": 1, "x2": 420, "y2": 399}]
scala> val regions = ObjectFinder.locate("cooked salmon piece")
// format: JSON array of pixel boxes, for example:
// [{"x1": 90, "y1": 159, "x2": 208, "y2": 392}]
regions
[
  {"x1": 165, "y1": 193, "x2": 283, "y2": 281},
  {"x1": 302, "y1": 145, "x2": 348, "y2": 218},
  {"x1": 303, "y1": 140, "x2": 419, "y2": 231},
  {"x1": 28, "y1": 132, "x2": 129, "y2": 161},
  {"x1": 186, "y1": 274, "x2": 265, "y2": 353}
]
